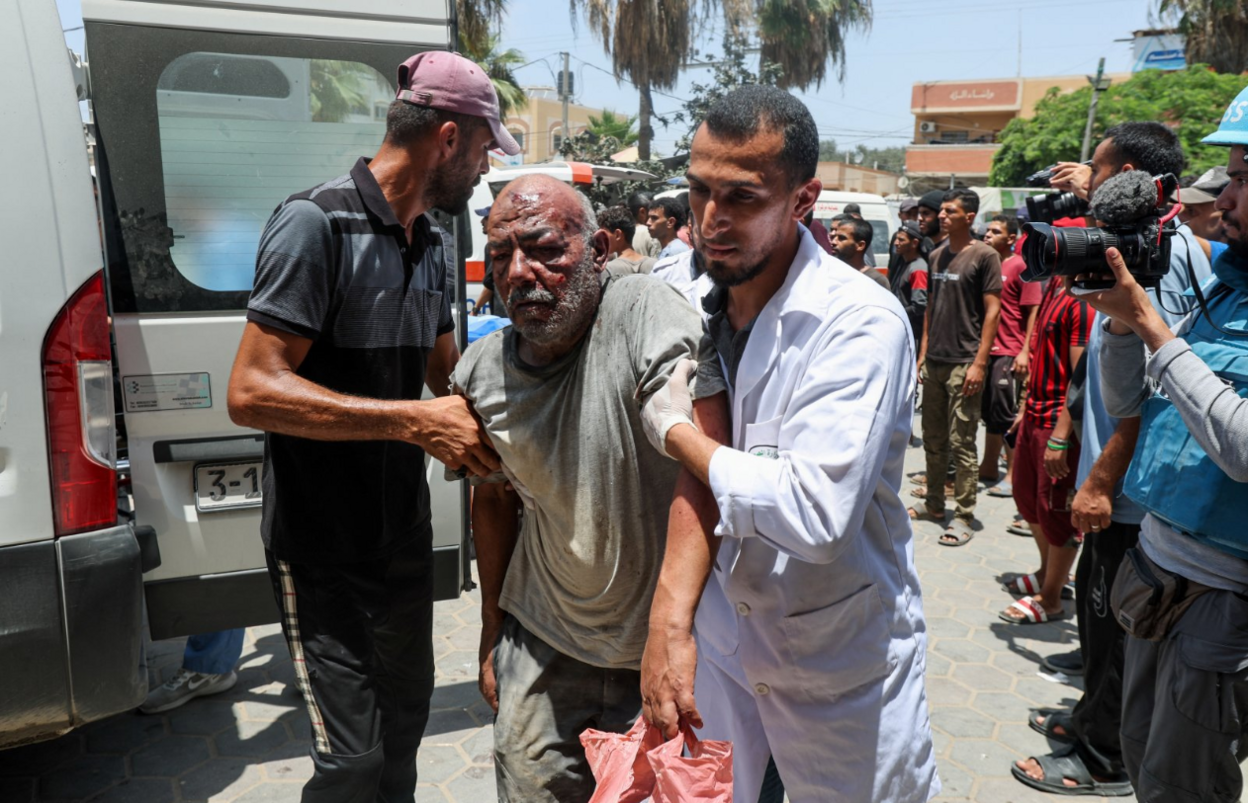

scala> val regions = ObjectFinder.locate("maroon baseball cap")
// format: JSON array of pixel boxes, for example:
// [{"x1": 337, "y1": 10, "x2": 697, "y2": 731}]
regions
[{"x1": 396, "y1": 51, "x2": 521, "y2": 156}]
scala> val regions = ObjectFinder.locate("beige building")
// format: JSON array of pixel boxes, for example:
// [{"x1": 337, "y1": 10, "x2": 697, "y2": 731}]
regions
[
  {"x1": 905, "y1": 73, "x2": 1128, "y2": 189},
  {"x1": 496, "y1": 86, "x2": 603, "y2": 165},
  {"x1": 816, "y1": 161, "x2": 901, "y2": 196}
]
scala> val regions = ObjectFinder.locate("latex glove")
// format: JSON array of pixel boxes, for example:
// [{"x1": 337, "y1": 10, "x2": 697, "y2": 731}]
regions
[{"x1": 641, "y1": 358, "x2": 697, "y2": 458}]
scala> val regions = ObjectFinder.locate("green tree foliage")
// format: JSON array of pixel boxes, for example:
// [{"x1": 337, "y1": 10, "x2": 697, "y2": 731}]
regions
[
  {"x1": 571, "y1": 0, "x2": 871, "y2": 160},
  {"x1": 1158, "y1": 0, "x2": 1248, "y2": 75},
  {"x1": 989, "y1": 66, "x2": 1246, "y2": 187},
  {"x1": 755, "y1": 0, "x2": 871, "y2": 89},
  {"x1": 457, "y1": 31, "x2": 528, "y2": 120},
  {"x1": 671, "y1": 33, "x2": 783, "y2": 154},
  {"x1": 586, "y1": 110, "x2": 639, "y2": 146}
]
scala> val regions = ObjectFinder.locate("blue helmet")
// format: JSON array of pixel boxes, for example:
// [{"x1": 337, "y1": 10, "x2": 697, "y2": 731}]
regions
[{"x1": 1203, "y1": 84, "x2": 1248, "y2": 147}]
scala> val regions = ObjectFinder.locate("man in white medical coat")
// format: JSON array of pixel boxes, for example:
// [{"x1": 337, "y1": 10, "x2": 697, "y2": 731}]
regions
[{"x1": 639, "y1": 85, "x2": 940, "y2": 803}]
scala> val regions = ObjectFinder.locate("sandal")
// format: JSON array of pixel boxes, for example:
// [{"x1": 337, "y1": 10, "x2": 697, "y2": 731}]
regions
[
  {"x1": 1027, "y1": 710, "x2": 1076, "y2": 743},
  {"x1": 998, "y1": 596, "x2": 1066, "y2": 624},
  {"x1": 986, "y1": 480, "x2": 1014, "y2": 497},
  {"x1": 1007, "y1": 515, "x2": 1031, "y2": 536},
  {"x1": 1011, "y1": 745, "x2": 1134, "y2": 796},
  {"x1": 907, "y1": 504, "x2": 945, "y2": 523},
  {"x1": 1001, "y1": 572, "x2": 1042, "y2": 595},
  {"x1": 1001, "y1": 573, "x2": 1075, "y2": 599},
  {"x1": 938, "y1": 518, "x2": 974, "y2": 547}
]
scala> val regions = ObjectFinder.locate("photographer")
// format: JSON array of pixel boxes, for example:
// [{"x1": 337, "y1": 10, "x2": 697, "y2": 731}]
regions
[
  {"x1": 1011, "y1": 122, "x2": 1212, "y2": 797},
  {"x1": 1080, "y1": 96, "x2": 1248, "y2": 803}
]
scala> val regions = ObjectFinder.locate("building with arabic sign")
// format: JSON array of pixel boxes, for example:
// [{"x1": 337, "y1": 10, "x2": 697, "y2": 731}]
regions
[{"x1": 904, "y1": 73, "x2": 1128, "y2": 190}]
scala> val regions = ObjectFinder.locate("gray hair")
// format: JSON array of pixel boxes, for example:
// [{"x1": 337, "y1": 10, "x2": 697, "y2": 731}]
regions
[{"x1": 573, "y1": 190, "x2": 597, "y2": 246}]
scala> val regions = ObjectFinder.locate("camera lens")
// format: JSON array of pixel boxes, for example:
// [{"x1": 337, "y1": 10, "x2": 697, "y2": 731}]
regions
[
  {"x1": 1025, "y1": 192, "x2": 1089, "y2": 224},
  {"x1": 1021, "y1": 222, "x2": 1149, "y2": 282}
]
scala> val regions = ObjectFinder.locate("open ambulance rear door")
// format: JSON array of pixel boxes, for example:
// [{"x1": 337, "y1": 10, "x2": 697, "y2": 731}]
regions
[{"x1": 84, "y1": 0, "x2": 472, "y2": 639}]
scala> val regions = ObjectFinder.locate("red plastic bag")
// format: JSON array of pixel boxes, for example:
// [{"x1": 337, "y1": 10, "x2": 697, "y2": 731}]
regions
[
  {"x1": 582, "y1": 719, "x2": 733, "y2": 803},
  {"x1": 649, "y1": 725, "x2": 733, "y2": 803}
]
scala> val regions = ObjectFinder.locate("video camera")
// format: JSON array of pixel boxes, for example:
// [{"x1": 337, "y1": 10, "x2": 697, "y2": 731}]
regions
[
  {"x1": 1020, "y1": 171, "x2": 1181, "y2": 289},
  {"x1": 1023, "y1": 160, "x2": 1092, "y2": 224}
]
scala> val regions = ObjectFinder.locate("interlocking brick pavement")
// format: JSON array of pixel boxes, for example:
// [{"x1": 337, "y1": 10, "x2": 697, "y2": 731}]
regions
[{"x1": 0, "y1": 419, "x2": 1177, "y2": 801}]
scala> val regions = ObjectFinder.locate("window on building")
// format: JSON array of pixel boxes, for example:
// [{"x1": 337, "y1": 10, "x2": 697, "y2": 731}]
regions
[
  {"x1": 551, "y1": 127, "x2": 564, "y2": 154},
  {"x1": 509, "y1": 127, "x2": 526, "y2": 152}
]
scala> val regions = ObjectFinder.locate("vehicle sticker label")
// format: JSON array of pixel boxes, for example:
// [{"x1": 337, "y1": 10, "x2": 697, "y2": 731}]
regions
[{"x1": 122, "y1": 372, "x2": 212, "y2": 412}]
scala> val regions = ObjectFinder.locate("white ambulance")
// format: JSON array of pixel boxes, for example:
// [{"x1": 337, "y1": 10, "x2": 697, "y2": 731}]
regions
[{"x1": 1, "y1": 0, "x2": 472, "y2": 748}]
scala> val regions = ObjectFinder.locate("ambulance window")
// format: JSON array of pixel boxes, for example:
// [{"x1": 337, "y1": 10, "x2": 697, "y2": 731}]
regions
[
  {"x1": 154, "y1": 56, "x2": 391, "y2": 292},
  {"x1": 869, "y1": 220, "x2": 890, "y2": 255},
  {"x1": 158, "y1": 54, "x2": 292, "y2": 98}
]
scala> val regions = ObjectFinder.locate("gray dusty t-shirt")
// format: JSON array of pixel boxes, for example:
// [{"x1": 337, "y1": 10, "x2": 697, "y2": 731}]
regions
[{"x1": 452, "y1": 274, "x2": 723, "y2": 669}]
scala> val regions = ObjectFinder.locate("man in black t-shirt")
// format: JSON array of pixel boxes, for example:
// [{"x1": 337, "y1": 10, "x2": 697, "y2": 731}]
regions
[
  {"x1": 911, "y1": 189, "x2": 1002, "y2": 546},
  {"x1": 227, "y1": 51, "x2": 512, "y2": 801}
]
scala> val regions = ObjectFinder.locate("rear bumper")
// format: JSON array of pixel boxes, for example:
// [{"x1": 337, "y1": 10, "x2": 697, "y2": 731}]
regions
[
  {"x1": 143, "y1": 544, "x2": 463, "y2": 640},
  {"x1": 0, "y1": 525, "x2": 145, "y2": 749}
]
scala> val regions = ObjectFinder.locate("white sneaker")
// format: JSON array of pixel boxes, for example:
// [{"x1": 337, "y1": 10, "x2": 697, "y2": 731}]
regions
[{"x1": 139, "y1": 667, "x2": 237, "y2": 714}]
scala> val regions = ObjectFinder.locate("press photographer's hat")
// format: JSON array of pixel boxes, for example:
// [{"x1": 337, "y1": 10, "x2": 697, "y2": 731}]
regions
[
  {"x1": 395, "y1": 51, "x2": 521, "y2": 156},
  {"x1": 1202, "y1": 84, "x2": 1248, "y2": 148}
]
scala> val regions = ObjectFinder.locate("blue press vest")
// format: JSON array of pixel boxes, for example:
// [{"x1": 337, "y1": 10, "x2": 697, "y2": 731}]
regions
[{"x1": 1124, "y1": 282, "x2": 1248, "y2": 557}]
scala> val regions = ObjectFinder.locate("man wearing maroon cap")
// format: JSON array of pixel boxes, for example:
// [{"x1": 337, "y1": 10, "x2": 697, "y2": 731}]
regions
[{"x1": 228, "y1": 50, "x2": 516, "y2": 801}]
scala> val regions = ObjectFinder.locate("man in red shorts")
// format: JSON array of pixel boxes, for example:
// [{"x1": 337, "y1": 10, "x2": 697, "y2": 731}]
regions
[{"x1": 1000, "y1": 278, "x2": 1093, "y2": 624}]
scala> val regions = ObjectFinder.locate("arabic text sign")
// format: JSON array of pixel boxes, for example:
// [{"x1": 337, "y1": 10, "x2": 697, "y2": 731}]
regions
[{"x1": 911, "y1": 80, "x2": 1021, "y2": 112}]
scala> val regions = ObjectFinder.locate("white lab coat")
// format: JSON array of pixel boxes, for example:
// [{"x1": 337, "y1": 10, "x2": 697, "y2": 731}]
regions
[{"x1": 686, "y1": 229, "x2": 941, "y2": 803}]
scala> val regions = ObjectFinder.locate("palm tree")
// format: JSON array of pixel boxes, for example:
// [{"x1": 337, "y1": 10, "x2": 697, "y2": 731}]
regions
[
  {"x1": 457, "y1": 0, "x2": 508, "y2": 63},
  {"x1": 572, "y1": 0, "x2": 873, "y2": 159},
  {"x1": 754, "y1": 0, "x2": 872, "y2": 89},
  {"x1": 1157, "y1": 0, "x2": 1248, "y2": 74},
  {"x1": 457, "y1": 31, "x2": 528, "y2": 121},
  {"x1": 587, "y1": 109, "x2": 639, "y2": 146},
  {"x1": 576, "y1": 0, "x2": 693, "y2": 160}
]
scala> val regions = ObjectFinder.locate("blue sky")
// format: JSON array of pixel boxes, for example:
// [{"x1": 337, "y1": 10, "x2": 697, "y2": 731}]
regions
[{"x1": 55, "y1": 0, "x2": 1158, "y2": 152}]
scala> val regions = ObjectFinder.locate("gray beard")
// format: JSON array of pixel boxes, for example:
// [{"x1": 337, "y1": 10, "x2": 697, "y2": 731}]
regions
[{"x1": 506, "y1": 256, "x2": 601, "y2": 346}]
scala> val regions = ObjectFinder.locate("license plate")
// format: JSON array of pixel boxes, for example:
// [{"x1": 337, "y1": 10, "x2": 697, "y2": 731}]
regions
[{"x1": 194, "y1": 461, "x2": 263, "y2": 512}]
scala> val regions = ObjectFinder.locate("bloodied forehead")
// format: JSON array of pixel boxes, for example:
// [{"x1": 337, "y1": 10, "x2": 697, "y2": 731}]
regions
[{"x1": 488, "y1": 175, "x2": 592, "y2": 246}]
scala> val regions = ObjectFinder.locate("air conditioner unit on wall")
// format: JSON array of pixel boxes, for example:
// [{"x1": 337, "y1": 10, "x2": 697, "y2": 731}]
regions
[{"x1": 919, "y1": 121, "x2": 937, "y2": 134}]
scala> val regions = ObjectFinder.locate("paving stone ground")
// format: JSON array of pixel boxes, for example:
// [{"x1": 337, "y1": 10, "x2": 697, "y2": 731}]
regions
[{"x1": 0, "y1": 416, "x2": 1196, "y2": 802}]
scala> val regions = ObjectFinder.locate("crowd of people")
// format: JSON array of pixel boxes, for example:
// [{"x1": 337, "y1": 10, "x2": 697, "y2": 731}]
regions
[{"x1": 175, "y1": 43, "x2": 1248, "y2": 803}]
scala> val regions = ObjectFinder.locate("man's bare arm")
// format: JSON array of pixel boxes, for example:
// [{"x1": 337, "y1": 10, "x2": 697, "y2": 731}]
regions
[
  {"x1": 473, "y1": 481, "x2": 522, "y2": 712},
  {"x1": 227, "y1": 321, "x2": 498, "y2": 475},
  {"x1": 425, "y1": 330, "x2": 459, "y2": 398},
  {"x1": 964, "y1": 292, "x2": 1002, "y2": 396},
  {"x1": 642, "y1": 392, "x2": 730, "y2": 738},
  {"x1": 1072, "y1": 417, "x2": 1140, "y2": 534}
]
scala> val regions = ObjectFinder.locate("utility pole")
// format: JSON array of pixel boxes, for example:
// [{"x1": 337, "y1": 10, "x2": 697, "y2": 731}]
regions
[
  {"x1": 1080, "y1": 58, "x2": 1111, "y2": 162},
  {"x1": 560, "y1": 51, "x2": 570, "y2": 156}
]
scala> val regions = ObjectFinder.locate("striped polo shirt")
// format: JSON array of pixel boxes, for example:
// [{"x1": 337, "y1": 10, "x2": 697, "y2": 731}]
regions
[{"x1": 247, "y1": 157, "x2": 455, "y2": 564}]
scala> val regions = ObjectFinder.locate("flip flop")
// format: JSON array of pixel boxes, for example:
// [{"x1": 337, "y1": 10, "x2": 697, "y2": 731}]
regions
[
  {"x1": 938, "y1": 518, "x2": 974, "y2": 547},
  {"x1": 1007, "y1": 515, "x2": 1032, "y2": 536},
  {"x1": 986, "y1": 480, "x2": 1014, "y2": 497},
  {"x1": 999, "y1": 596, "x2": 1066, "y2": 624},
  {"x1": 1027, "y1": 710, "x2": 1077, "y2": 743},
  {"x1": 1010, "y1": 745, "x2": 1134, "y2": 796}
]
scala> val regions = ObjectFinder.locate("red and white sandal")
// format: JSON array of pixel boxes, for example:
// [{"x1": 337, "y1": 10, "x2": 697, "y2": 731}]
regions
[{"x1": 999, "y1": 596, "x2": 1067, "y2": 624}]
